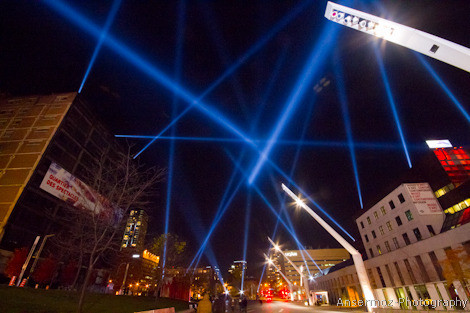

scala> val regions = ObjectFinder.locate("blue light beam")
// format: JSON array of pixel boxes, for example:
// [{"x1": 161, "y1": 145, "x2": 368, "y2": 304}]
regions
[
  {"x1": 334, "y1": 55, "x2": 364, "y2": 208},
  {"x1": 374, "y1": 45, "x2": 412, "y2": 168},
  {"x1": 248, "y1": 21, "x2": 341, "y2": 184},
  {"x1": 78, "y1": 0, "x2": 122, "y2": 93},
  {"x1": 42, "y1": 0, "x2": 254, "y2": 155},
  {"x1": 241, "y1": 191, "x2": 251, "y2": 293},
  {"x1": 134, "y1": 0, "x2": 311, "y2": 157},
  {"x1": 415, "y1": 52, "x2": 470, "y2": 124},
  {"x1": 226, "y1": 151, "x2": 324, "y2": 274},
  {"x1": 162, "y1": 0, "x2": 186, "y2": 280}
]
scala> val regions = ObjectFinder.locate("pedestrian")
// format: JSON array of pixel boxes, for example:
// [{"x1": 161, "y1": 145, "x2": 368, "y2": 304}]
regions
[
  {"x1": 240, "y1": 296, "x2": 248, "y2": 313},
  {"x1": 197, "y1": 293, "x2": 213, "y2": 313},
  {"x1": 213, "y1": 294, "x2": 225, "y2": 313}
]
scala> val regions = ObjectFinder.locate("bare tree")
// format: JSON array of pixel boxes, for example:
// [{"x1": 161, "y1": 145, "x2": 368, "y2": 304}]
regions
[{"x1": 52, "y1": 145, "x2": 164, "y2": 313}]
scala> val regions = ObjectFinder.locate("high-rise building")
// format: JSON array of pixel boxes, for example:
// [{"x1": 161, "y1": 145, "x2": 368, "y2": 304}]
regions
[
  {"x1": 0, "y1": 92, "x2": 137, "y2": 271},
  {"x1": 228, "y1": 260, "x2": 247, "y2": 275},
  {"x1": 121, "y1": 209, "x2": 148, "y2": 251},
  {"x1": 0, "y1": 93, "x2": 76, "y2": 242}
]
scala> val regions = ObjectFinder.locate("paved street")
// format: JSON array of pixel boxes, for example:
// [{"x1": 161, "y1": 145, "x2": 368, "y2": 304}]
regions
[{"x1": 243, "y1": 301, "x2": 366, "y2": 313}]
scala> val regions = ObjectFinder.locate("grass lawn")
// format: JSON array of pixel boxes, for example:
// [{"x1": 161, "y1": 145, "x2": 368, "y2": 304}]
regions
[{"x1": 0, "y1": 285, "x2": 189, "y2": 313}]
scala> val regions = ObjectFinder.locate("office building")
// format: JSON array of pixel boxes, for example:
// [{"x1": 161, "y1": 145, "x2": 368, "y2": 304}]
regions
[
  {"x1": 0, "y1": 92, "x2": 135, "y2": 272},
  {"x1": 121, "y1": 209, "x2": 148, "y2": 251}
]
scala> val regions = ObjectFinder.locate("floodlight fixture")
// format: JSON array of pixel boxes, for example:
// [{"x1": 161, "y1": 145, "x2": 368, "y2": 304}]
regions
[
  {"x1": 325, "y1": 1, "x2": 470, "y2": 72},
  {"x1": 132, "y1": 254, "x2": 140, "y2": 258},
  {"x1": 426, "y1": 139, "x2": 452, "y2": 149}
]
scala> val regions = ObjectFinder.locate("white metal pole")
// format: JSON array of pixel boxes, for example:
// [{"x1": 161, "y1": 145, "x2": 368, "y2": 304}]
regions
[
  {"x1": 17, "y1": 235, "x2": 40, "y2": 287},
  {"x1": 282, "y1": 184, "x2": 376, "y2": 312}
]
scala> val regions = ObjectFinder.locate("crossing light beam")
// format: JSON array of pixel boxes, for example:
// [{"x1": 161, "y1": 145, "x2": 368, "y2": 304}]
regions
[{"x1": 282, "y1": 183, "x2": 376, "y2": 311}]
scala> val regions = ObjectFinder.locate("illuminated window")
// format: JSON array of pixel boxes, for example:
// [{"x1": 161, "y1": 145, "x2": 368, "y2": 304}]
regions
[
  {"x1": 393, "y1": 237, "x2": 399, "y2": 249},
  {"x1": 405, "y1": 210, "x2": 413, "y2": 221},
  {"x1": 381, "y1": 206, "x2": 386, "y2": 215},
  {"x1": 376, "y1": 245, "x2": 382, "y2": 255},
  {"x1": 374, "y1": 211, "x2": 379, "y2": 220},
  {"x1": 386, "y1": 221, "x2": 393, "y2": 231},
  {"x1": 367, "y1": 217, "x2": 371, "y2": 225}
]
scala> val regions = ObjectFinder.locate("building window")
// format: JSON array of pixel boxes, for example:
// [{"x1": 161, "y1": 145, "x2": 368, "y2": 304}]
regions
[
  {"x1": 392, "y1": 237, "x2": 399, "y2": 249},
  {"x1": 398, "y1": 193, "x2": 405, "y2": 203},
  {"x1": 385, "y1": 264, "x2": 395, "y2": 286},
  {"x1": 385, "y1": 241, "x2": 391, "y2": 252},
  {"x1": 402, "y1": 233, "x2": 411, "y2": 245},
  {"x1": 389, "y1": 200, "x2": 395, "y2": 209},
  {"x1": 365, "y1": 234, "x2": 369, "y2": 242},
  {"x1": 428, "y1": 251, "x2": 445, "y2": 281},
  {"x1": 360, "y1": 221, "x2": 364, "y2": 229},
  {"x1": 395, "y1": 216, "x2": 403, "y2": 226},
  {"x1": 376, "y1": 267, "x2": 386, "y2": 287},
  {"x1": 367, "y1": 217, "x2": 371, "y2": 225},
  {"x1": 386, "y1": 221, "x2": 393, "y2": 231},
  {"x1": 377, "y1": 245, "x2": 382, "y2": 255},
  {"x1": 405, "y1": 210, "x2": 413, "y2": 221},
  {"x1": 415, "y1": 255, "x2": 430, "y2": 282},
  {"x1": 394, "y1": 262, "x2": 405, "y2": 285},
  {"x1": 404, "y1": 259, "x2": 417, "y2": 284},
  {"x1": 413, "y1": 228, "x2": 422, "y2": 241},
  {"x1": 381, "y1": 206, "x2": 386, "y2": 215},
  {"x1": 426, "y1": 225, "x2": 436, "y2": 237},
  {"x1": 374, "y1": 211, "x2": 379, "y2": 220},
  {"x1": 379, "y1": 226, "x2": 385, "y2": 235},
  {"x1": 369, "y1": 248, "x2": 374, "y2": 258},
  {"x1": 372, "y1": 230, "x2": 377, "y2": 239}
]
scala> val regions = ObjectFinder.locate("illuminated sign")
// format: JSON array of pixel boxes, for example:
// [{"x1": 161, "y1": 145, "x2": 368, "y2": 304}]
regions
[
  {"x1": 143, "y1": 250, "x2": 159, "y2": 265},
  {"x1": 426, "y1": 139, "x2": 452, "y2": 149},
  {"x1": 285, "y1": 252, "x2": 298, "y2": 257}
]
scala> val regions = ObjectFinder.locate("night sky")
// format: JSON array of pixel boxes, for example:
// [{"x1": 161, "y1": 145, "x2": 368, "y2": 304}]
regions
[{"x1": 1, "y1": 0, "x2": 469, "y2": 278}]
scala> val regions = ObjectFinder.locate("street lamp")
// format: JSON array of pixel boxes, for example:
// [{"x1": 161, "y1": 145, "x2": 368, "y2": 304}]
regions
[
  {"x1": 119, "y1": 254, "x2": 140, "y2": 295},
  {"x1": 324, "y1": 1, "x2": 470, "y2": 73},
  {"x1": 267, "y1": 237, "x2": 313, "y2": 305},
  {"x1": 264, "y1": 254, "x2": 294, "y2": 302},
  {"x1": 282, "y1": 183, "x2": 376, "y2": 312},
  {"x1": 29, "y1": 234, "x2": 55, "y2": 277}
]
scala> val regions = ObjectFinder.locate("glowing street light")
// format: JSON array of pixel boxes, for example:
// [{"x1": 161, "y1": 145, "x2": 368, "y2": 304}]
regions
[
  {"x1": 264, "y1": 253, "x2": 294, "y2": 302},
  {"x1": 282, "y1": 183, "x2": 376, "y2": 312},
  {"x1": 324, "y1": 1, "x2": 470, "y2": 73},
  {"x1": 267, "y1": 237, "x2": 312, "y2": 305}
]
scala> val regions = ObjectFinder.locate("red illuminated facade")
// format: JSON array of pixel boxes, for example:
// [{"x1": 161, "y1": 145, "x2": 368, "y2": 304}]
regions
[{"x1": 433, "y1": 147, "x2": 470, "y2": 186}]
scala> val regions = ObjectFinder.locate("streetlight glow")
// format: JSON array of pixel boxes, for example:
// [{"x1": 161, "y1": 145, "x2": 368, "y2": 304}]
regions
[{"x1": 282, "y1": 183, "x2": 376, "y2": 311}]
